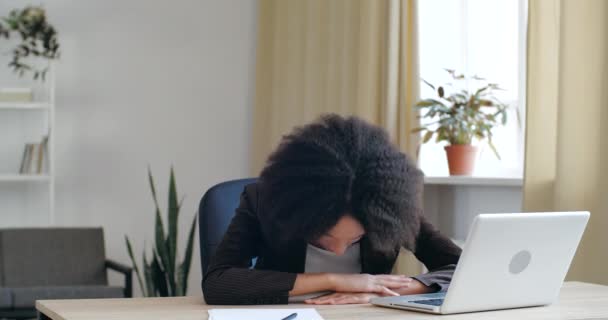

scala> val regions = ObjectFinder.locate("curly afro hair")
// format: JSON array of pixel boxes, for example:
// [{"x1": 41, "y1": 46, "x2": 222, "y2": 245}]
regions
[{"x1": 257, "y1": 114, "x2": 424, "y2": 256}]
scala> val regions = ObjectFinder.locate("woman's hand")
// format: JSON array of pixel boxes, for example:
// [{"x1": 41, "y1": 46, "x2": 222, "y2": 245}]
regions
[
  {"x1": 393, "y1": 278, "x2": 435, "y2": 295},
  {"x1": 304, "y1": 277, "x2": 434, "y2": 305},
  {"x1": 328, "y1": 273, "x2": 413, "y2": 296},
  {"x1": 304, "y1": 292, "x2": 382, "y2": 305},
  {"x1": 290, "y1": 273, "x2": 433, "y2": 297}
]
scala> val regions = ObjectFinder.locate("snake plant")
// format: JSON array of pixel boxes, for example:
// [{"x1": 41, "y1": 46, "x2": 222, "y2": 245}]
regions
[{"x1": 125, "y1": 167, "x2": 197, "y2": 297}]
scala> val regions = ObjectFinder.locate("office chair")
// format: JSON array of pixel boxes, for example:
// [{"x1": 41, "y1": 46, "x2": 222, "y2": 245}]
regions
[{"x1": 198, "y1": 178, "x2": 257, "y2": 276}]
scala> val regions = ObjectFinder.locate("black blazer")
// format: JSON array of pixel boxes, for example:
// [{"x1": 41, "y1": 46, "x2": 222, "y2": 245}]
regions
[{"x1": 202, "y1": 183, "x2": 462, "y2": 305}]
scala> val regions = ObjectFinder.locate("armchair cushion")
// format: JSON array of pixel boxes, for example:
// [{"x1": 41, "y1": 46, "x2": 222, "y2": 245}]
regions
[{"x1": 0, "y1": 288, "x2": 12, "y2": 308}]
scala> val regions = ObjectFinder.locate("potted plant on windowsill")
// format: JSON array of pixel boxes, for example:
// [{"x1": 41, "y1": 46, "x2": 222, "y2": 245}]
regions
[{"x1": 413, "y1": 69, "x2": 509, "y2": 175}]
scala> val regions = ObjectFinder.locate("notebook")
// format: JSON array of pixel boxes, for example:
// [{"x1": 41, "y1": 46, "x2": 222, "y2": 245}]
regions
[{"x1": 208, "y1": 308, "x2": 324, "y2": 320}]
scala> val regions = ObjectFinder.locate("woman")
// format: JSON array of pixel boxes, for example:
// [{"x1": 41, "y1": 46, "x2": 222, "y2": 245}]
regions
[{"x1": 203, "y1": 114, "x2": 461, "y2": 305}]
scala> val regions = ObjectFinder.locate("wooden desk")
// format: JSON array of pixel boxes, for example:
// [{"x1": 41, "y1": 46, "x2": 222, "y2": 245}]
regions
[{"x1": 36, "y1": 282, "x2": 608, "y2": 320}]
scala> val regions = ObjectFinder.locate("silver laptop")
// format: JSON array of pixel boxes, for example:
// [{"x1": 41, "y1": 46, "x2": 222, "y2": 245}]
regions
[{"x1": 371, "y1": 211, "x2": 590, "y2": 314}]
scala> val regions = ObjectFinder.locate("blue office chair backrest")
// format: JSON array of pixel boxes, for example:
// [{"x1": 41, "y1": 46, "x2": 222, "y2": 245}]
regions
[{"x1": 198, "y1": 178, "x2": 257, "y2": 276}]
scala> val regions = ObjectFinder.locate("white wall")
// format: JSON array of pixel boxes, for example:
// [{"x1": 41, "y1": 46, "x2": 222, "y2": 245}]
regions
[
  {"x1": 1, "y1": 0, "x2": 257, "y2": 296},
  {"x1": 424, "y1": 184, "x2": 523, "y2": 242}
]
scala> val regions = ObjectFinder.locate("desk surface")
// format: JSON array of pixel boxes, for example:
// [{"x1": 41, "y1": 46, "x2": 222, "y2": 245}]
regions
[{"x1": 37, "y1": 282, "x2": 608, "y2": 320}]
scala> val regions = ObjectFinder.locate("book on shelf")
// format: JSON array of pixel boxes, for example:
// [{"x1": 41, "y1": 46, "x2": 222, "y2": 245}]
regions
[
  {"x1": 0, "y1": 88, "x2": 33, "y2": 103},
  {"x1": 19, "y1": 144, "x2": 32, "y2": 174},
  {"x1": 19, "y1": 135, "x2": 49, "y2": 175}
]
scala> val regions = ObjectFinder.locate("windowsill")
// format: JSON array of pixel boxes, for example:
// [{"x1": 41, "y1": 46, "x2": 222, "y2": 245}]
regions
[
  {"x1": 450, "y1": 238, "x2": 465, "y2": 249},
  {"x1": 424, "y1": 175, "x2": 523, "y2": 187}
]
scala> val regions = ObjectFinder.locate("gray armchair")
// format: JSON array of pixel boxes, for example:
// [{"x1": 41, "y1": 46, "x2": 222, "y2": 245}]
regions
[{"x1": 0, "y1": 228, "x2": 132, "y2": 319}]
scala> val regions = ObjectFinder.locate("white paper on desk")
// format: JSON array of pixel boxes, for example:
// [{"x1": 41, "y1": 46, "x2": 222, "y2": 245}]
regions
[{"x1": 208, "y1": 308, "x2": 324, "y2": 320}]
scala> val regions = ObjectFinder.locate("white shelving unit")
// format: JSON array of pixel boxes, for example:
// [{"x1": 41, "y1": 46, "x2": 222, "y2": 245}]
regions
[
  {"x1": 0, "y1": 174, "x2": 52, "y2": 182},
  {"x1": 0, "y1": 65, "x2": 55, "y2": 226},
  {"x1": 0, "y1": 102, "x2": 52, "y2": 110}
]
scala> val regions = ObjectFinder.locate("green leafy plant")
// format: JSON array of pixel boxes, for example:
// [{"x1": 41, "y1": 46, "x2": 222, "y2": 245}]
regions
[
  {"x1": 412, "y1": 69, "x2": 509, "y2": 158},
  {"x1": 0, "y1": 6, "x2": 60, "y2": 80},
  {"x1": 125, "y1": 167, "x2": 197, "y2": 297}
]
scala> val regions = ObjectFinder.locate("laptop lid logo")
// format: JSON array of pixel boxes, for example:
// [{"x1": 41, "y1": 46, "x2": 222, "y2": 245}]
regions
[{"x1": 509, "y1": 250, "x2": 532, "y2": 274}]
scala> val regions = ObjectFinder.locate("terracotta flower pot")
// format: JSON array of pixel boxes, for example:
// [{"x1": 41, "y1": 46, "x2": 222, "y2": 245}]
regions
[{"x1": 444, "y1": 145, "x2": 478, "y2": 175}]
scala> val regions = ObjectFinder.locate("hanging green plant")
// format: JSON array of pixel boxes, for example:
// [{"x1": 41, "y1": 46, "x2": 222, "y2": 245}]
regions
[{"x1": 0, "y1": 6, "x2": 60, "y2": 80}]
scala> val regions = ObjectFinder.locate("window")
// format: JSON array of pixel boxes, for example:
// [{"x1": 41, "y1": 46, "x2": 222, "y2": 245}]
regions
[{"x1": 417, "y1": 0, "x2": 527, "y2": 178}]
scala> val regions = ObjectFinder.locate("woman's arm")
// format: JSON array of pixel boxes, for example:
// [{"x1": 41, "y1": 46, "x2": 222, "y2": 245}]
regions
[
  {"x1": 410, "y1": 215, "x2": 462, "y2": 292},
  {"x1": 291, "y1": 273, "x2": 411, "y2": 296},
  {"x1": 290, "y1": 273, "x2": 334, "y2": 296},
  {"x1": 203, "y1": 184, "x2": 298, "y2": 305}
]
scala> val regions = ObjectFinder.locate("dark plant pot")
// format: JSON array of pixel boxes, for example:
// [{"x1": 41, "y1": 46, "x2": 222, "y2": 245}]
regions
[{"x1": 444, "y1": 145, "x2": 478, "y2": 175}]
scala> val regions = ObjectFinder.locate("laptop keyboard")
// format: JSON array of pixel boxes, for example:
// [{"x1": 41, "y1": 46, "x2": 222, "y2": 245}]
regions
[{"x1": 410, "y1": 298, "x2": 444, "y2": 306}]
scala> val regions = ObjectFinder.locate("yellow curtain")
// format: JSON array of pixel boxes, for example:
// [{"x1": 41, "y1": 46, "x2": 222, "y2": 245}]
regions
[
  {"x1": 252, "y1": 0, "x2": 422, "y2": 276},
  {"x1": 252, "y1": 0, "x2": 420, "y2": 173},
  {"x1": 524, "y1": 0, "x2": 608, "y2": 284}
]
